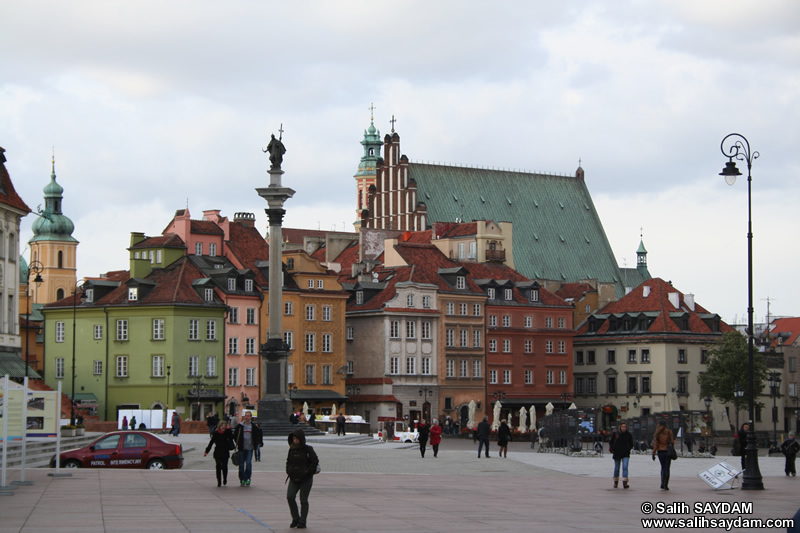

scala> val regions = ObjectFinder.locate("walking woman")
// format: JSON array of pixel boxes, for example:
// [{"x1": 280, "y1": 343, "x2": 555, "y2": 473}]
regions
[
  {"x1": 417, "y1": 419, "x2": 430, "y2": 458},
  {"x1": 610, "y1": 422, "x2": 634, "y2": 488},
  {"x1": 430, "y1": 419, "x2": 443, "y2": 458},
  {"x1": 652, "y1": 420, "x2": 675, "y2": 490},
  {"x1": 204, "y1": 420, "x2": 235, "y2": 486},
  {"x1": 286, "y1": 429, "x2": 319, "y2": 529},
  {"x1": 497, "y1": 419, "x2": 512, "y2": 458}
]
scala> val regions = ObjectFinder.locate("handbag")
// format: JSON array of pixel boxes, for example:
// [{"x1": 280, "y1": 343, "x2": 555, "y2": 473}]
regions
[
  {"x1": 231, "y1": 452, "x2": 240, "y2": 466},
  {"x1": 667, "y1": 443, "x2": 678, "y2": 461}
]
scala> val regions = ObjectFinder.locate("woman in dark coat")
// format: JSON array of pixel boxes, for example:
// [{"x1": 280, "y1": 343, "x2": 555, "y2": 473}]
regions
[
  {"x1": 286, "y1": 429, "x2": 319, "y2": 529},
  {"x1": 610, "y1": 422, "x2": 634, "y2": 488},
  {"x1": 417, "y1": 419, "x2": 430, "y2": 458},
  {"x1": 497, "y1": 419, "x2": 512, "y2": 458},
  {"x1": 204, "y1": 420, "x2": 235, "y2": 487}
]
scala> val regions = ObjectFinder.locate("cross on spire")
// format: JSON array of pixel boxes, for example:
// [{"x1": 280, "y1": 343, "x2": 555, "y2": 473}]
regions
[
  {"x1": 278, "y1": 123, "x2": 284, "y2": 141},
  {"x1": 390, "y1": 115, "x2": 397, "y2": 132},
  {"x1": 369, "y1": 103, "x2": 375, "y2": 121}
]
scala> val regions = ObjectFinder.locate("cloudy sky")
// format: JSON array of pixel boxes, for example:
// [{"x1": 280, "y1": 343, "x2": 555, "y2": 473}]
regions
[{"x1": 3, "y1": 0, "x2": 798, "y2": 324}]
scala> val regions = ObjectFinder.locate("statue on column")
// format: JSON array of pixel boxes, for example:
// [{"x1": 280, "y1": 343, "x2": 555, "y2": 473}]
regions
[{"x1": 264, "y1": 133, "x2": 286, "y2": 171}]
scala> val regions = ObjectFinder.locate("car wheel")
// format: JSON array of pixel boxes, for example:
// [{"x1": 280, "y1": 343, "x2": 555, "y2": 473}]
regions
[
  {"x1": 64, "y1": 459, "x2": 81, "y2": 469},
  {"x1": 404, "y1": 439, "x2": 412, "y2": 443},
  {"x1": 147, "y1": 459, "x2": 167, "y2": 470}
]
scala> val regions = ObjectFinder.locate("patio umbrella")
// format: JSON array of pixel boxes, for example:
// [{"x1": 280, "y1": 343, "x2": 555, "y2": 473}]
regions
[
  {"x1": 529, "y1": 405, "x2": 537, "y2": 430},
  {"x1": 332, "y1": 403, "x2": 337, "y2": 416},
  {"x1": 467, "y1": 400, "x2": 476, "y2": 429},
  {"x1": 492, "y1": 400, "x2": 502, "y2": 431},
  {"x1": 518, "y1": 407, "x2": 527, "y2": 433},
  {"x1": 302, "y1": 401, "x2": 310, "y2": 422},
  {"x1": 569, "y1": 403, "x2": 577, "y2": 410},
  {"x1": 545, "y1": 402, "x2": 554, "y2": 416}
]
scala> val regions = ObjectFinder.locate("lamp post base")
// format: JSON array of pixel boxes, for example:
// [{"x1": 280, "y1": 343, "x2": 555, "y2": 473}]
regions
[{"x1": 741, "y1": 432, "x2": 764, "y2": 490}]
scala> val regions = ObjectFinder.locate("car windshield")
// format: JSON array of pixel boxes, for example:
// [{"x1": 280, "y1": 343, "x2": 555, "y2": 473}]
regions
[{"x1": 94, "y1": 435, "x2": 121, "y2": 450}]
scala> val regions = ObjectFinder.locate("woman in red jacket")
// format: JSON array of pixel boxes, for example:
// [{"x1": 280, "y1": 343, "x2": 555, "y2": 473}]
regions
[{"x1": 430, "y1": 419, "x2": 443, "y2": 458}]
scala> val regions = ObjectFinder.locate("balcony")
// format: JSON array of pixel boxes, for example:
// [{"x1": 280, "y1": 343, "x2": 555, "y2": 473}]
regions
[{"x1": 485, "y1": 248, "x2": 506, "y2": 262}]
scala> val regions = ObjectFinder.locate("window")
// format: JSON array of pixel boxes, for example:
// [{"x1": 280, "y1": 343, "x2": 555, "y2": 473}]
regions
[
  {"x1": 153, "y1": 319, "x2": 165, "y2": 340},
  {"x1": 545, "y1": 317, "x2": 553, "y2": 328},
  {"x1": 576, "y1": 350, "x2": 584, "y2": 364},
  {"x1": 530, "y1": 289, "x2": 539, "y2": 302},
  {"x1": 93, "y1": 324, "x2": 103, "y2": 340},
  {"x1": 422, "y1": 295, "x2": 432, "y2": 309},
  {"x1": 206, "y1": 356, "x2": 216, "y2": 377},
  {"x1": 628, "y1": 376, "x2": 637, "y2": 393},
  {"x1": 606, "y1": 350, "x2": 615, "y2": 364},
  {"x1": 322, "y1": 334, "x2": 332, "y2": 352},
  {"x1": 446, "y1": 329, "x2": 455, "y2": 347},
  {"x1": 607, "y1": 376, "x2": 617, "y2": 394},
  {"x1": 460, "y1": 360, "x2": 468, "y2": 378},
  {"x1": 245, "y1": 279, "x2": 254, "y2": 292},
  {"x1": 209, "y1": 243, "x2": 217, "y2": 256},
  {"x1": 504, "y1": 288, "x2": 512, "y2": 300},
  {"x1": 422, "y1": 321, "x2": 432, "y2": 340},
  {"x1": 206, "y1": 320, "x2": 216, "y2": 340},
  {"x1": 204, "y1": 288, "x2": 214, "y2": 302},
  {"x1": 422, "y1": 357, "x2": 431, "y2": 375},
  {"x1": 546, "y1": 370, "x2": 554, "y2": 385},
  {"x1": 308, "y1": 279, "x2": 314, "y2": 289},
  {"x1": 228, "y1": 337, "x2": 239, "y2": 354},
  {"x1": 677, "y1": 375, "x2": 688, "y2": 394},
  {"x1": 93, "y1": 360, "x2": 102, "y2": 375},
  {"x1": 346, "y1": 360, "x2": 354, "y2": 375},
  {"x1": 678, "y1": 349, "x2": 687, "y2": 364},
  {"x1": 790, "y1": 357, "x2": 797, "y2": 373},
  {"x1": 317, "y1": 279, "x2": 324, "y2": 289},
  {"x1": 322, "y1": 365, "x2": 332, "y2": 385},
  {"x1": 489, "y1": 339, "x2": 497, "y2": 352},
  {"x1": 558, "y1": 340, "x2": 566, "y2": 354},
  {"x1": 56, "y1": 322, "x2": 65, "y2": 343},
  {"x1": 525, "y1": 339, "x2": 533, "y2": 353},
  {"x1": 152, "y1": 355, "x2": 164, "y2": 377},
  {"x1": 489, "y1": 369, "x2": 498, "y2": 384},
  {"x1": 189, "y1": 319, "x2": 199, "y2": 340},
  {"x1": 116, "y1": 320, "x2": 128, "y2": 341},
  {"x1": 456, "y1": 276, "x2": 466, "y2": 289},
  {"x1": 642, "y1": 376, "x2": 651, "y2": 393},
  {"x1": 55, "y1": 357, "x2": 64, "y2": 378},
  {"x1": 407, "y1": 321, "x2": 416, "y2": 339},
  {"x1": 391, "y1": 321, "x2": 400, "y2": 338},
  {"x1": 460, "y1": 303, "x2": 468, "y2": 315},
  {"x1": 473, "y1": 360, "x2": 482, "y2": 378},
  {"x1": 503, "y1": 370, "x2": 511, "y2": 384},
  {"x1": 487, "y1": 288, "x2": 496, "y2": 299},
  {"x1": 788, "y1": 382, "x2": 797, "y2": 397},
  {"x1": 84, "y1": 289, "x2": 94, "y2": 303},
  {"x1": 546, "y1": 340, "x2": 553, "y2": 353},
  {"x1": 559, "y1": 370, "x2": 567, "y2": 385},
  {"x1": 246, "y1": 308, "x2": 256, "y2": 325},
  {"x1": 287, "y1": 363, "x2": 294, "y2": 384},
  {"x1": 460, "y1": 329, "x2": 468, "y2": 347},
  {"x1": 524, "y1": 316, "x2": 532, "y2": 328},
  {"x1": 284, "y1": 301, "x2": 294, "y2": 315},
  {"x1": 407, "y1": 294, "x2": 415, "y2": 307},
  {"x1": 356, "y1": 292, "x2": 363, "y2": 305},
  {"x1": 246, "y1": 368, "x2": 256, "y2": 387},
  {"x1": 228, "y1": 278, "x2": 236, "y2": 291},
  {"x1": 503, "y1": 339, "x2": 511, "y2": 352},
  {"x1": 628, "y1": 350, "x2": 637, "y2": 363},
  {"x1": 446, "y1": 359, "x2": 455, "y2": 378},
  {"x1": 473, "y1": 329, "x2": 481, "y2": 348},
  {"x1": 446, "y1": 302, "x2": 455, "y2": 315},
  {"x1": 246, "y1": 338, "x2": 256, "y2": 355},
  {"x1": 116, "y1": 356, "x2": 128, "y2": 377},
  {"x1": 390, "y1": 357, "x2": 399, "y2": 374},
  {"x1": 558, "y1": 317, "x2": 566, "y2": 328},
  {"x1": 502, "y1": 315, "x2": 511, "y2": 327},
  {"x1": 587, "y1": 377, "x2": 596, "y2": 393},
  {"x1": 322, "y1": 306, "x2": 332, "y2": 321},
  {"x1": 575, "y1": 376, "x2": 583, "y2": 393},
  {"x1": 229, "y1": 307, "x2": 239, "y2": 324},
  {"x1": 489, "y1": 315, "x2": 497, "y2": 327},
  {"x1": 305, "y1": 333, "x2": 315, "y2": 352},
  {"x1": 472, "y1": 303, "x2": 481, "y2": 316},
  {"x1": 641, "y1": 349, "x2": 650, "y2": 363},
  {"x1": 700, "y1": 350, "x2": 708, "y2": 364},
  {"x1": 128, "y1": 288, "x2": 138, "y2": 301},
  {"x1": 305, "y1": 365, "x2": 315, "y2": 385},
  {"x1": 346, "y1": 326, "x2": 354, "y2": 340},
  {"x1": 189, "y1": 355, "x2": 199, "y2": 377},
  {"x1": 195, "y1": 242, "x2": 202, "y2": 255},
  {"x1": 284, "y1": 331, "x2": 294, "y2": 349},
  {"x1": 305, "y1": 305, "x2": 315, "y2": 321},
  {"x1": 406, "y1": 357, "x2": 416, "y2": 374}
]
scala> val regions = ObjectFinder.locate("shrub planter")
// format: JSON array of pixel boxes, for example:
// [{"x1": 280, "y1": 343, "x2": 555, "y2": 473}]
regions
[{"x1": 61, "y1": 428, "x2": 77, "y2": 437}]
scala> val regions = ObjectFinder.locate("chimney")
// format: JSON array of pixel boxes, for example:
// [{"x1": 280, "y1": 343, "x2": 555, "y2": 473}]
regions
[
  {"x1": 234, "y1": 212, "x2": 256, "y2": 228},
  {"x1": 685, "y1": 293, "x2": 695, "y2": 311},
  {"x1": 668, "y1": 292, "x2": 680, "y2": 309},
  {"x1": 643, "y1": 286, "x2": 651, "y2": 298}
]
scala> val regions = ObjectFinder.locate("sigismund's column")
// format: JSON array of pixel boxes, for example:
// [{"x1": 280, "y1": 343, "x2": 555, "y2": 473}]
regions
[{"x1": 255, "y1": 130, "x2": 294, "y2": 427}]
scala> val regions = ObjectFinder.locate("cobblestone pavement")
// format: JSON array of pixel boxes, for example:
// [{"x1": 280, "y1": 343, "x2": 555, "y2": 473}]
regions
[{"x1": 2, "y1": 434, "x2": 798, "y2": 532}]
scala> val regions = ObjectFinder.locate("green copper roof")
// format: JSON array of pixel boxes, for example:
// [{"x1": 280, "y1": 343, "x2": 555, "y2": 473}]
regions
[
  {"x1": 409, "y1": 163, "x2": 626, "y2": 296},
  {"x1": 355, "y1": 120, "x2": 382, "y2": 177},
  {"x1": 30, "y1": 162, "x2": 77, "y2": 243},
  {"x1": 637, "y1": 239, "x2": 647, "y2": 254}
]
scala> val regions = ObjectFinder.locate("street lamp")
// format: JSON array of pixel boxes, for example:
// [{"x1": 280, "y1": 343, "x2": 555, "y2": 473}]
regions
[
  {"x1": 70, "y1": 281, "x2": 87, "y2": 426},
  {"x1": 768, "y1": 372, "x2": 781, "y2": 450},
  {"x1": 165, "y1": 365, "x2": 171, "y2": 419},
  {"x1": 419, "y1": 386, "x2": 434, "y2": 421},
  {"x1": 720, "y1": 132, "x2": 763, "y2": 489},
  {"x1": 560, "y1": 392, "x2": 572, "y2": 409},
  {"x1": 704, "y1": 396, "x2": 713, "y2": 445},
  {"x1": 734, "y1": 384, "x2": 745, "y2": 432},
  {"x1": 190, "y1": 377, "x2": 205, "y2": 421},
  {"x1": 24, "y1": 260, "x2": 44, "y2": 379}
]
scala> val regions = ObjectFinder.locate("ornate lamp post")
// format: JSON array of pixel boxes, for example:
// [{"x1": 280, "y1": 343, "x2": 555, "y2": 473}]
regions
[
  {"x1": 704, "y1": 396, "x2": 713, "y2": 445},
  {"x1": 70, "y1": 281, "x2": 86, "y2": 426},
  {"x1": 734, "y1": 384, "x2": 744, "y2": 432},
  {"x1": 165, "y1": 365, "x2": 171, "y2": 421},
  {"x1": 24, "y1": 260, "x2": 44, "y2": 378},
  {"x1": 720, "y1": 132, "x2": 763, "y2": 489},
  {"x1": 768, "y1": 372, "x2": 781, "y2": 450},
  {"x1": 419, "y1": 386, "x2": 434, "y2": 421}
]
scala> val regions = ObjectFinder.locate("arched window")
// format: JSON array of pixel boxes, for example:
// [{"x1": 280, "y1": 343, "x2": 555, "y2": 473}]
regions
[
  {"x1": 58, "y1": 251, "x2": 64, "y2": 268},
  {"x1": 57, "y1": 288, "x2": 65, "y2": 300}
]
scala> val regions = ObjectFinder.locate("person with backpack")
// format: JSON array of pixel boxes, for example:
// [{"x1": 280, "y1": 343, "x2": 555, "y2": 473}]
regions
[
  {"x1": 610, "y1": 422, "x2": 634, "y2": 488},
  {"x1": 286, "y1": 429, "x2": 319, "y2": 529}
]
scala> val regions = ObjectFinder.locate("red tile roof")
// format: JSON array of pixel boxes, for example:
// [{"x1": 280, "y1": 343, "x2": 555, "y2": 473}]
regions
[
  {"x1": 0, "y1": 152, "x2": 32, "y2": 214},
  {"x1": 225, "y1": 222, "x2": 270, "y2": 286},
  {"x1": 555, "y1": 283, "x2": 595, "y2": 301},
  {"x1": 191, "y1": 220, "x2": 224, "y2": 235},
  {"x1": 767, "y1": 317, "x2": 800, "y2": 347},
  {"x1": 129, "y1": 234, "x2": 186, "y2": 249}
]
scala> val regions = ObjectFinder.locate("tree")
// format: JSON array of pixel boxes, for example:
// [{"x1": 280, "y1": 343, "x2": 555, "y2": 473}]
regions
[{"x1": 697, "y1": 330, "x2": 768, "y2": 413}]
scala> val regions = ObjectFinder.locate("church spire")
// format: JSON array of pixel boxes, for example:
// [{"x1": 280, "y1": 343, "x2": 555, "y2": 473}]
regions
[
  {"x1": 636, "y1": 228, "x2": 648, "y2": 274},
  {"x1": 30, "y1": 153, "x2": 77, "y2": 243}
]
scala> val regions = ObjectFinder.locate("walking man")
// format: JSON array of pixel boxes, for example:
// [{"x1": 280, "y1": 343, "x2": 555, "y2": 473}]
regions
[{"x1": 476, "y1": 416, "x2": 491, "y2": 458}]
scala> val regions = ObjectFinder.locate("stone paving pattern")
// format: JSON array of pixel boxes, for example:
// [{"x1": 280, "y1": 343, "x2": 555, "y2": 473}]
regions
[{"x1": 1, "y1": 434, "x2": 798, "y2": 532}]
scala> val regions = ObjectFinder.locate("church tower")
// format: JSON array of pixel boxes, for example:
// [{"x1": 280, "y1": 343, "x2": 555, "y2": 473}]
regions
[
  {"x1": 353, "y1": 106, "x2": 382, "y2": 231},
  {"x1": 28, "y1": 157, "x2": 78, "y2": 304},
  {"x1": 636, "y1": 237, "x2": 648, "y2": 276}
]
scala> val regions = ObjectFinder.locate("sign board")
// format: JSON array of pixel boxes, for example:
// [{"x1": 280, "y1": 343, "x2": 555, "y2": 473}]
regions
[{"x1": 698, "y1": 461, "x2": 740, "y2": 490}]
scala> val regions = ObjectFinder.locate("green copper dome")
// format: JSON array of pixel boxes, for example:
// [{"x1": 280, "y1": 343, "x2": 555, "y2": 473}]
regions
[
  {"x1": 29, "y1": 161, "x2": 77, "y2": 243},
  {"x1": 355, "y1": 119, "x2": 382, "y2": 177},
  {"x1": 20, "y1": 255, "x2": 29, "y2": 283}
]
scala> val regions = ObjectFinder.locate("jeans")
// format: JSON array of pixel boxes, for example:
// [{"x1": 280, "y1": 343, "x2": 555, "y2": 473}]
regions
[
  {"x1": 287, "y1": 476, "x2": 314, "y2": 526},
  {"x1": 657, "y1": 450, "x2": 671, "y2": 487},
  {"x1": 238, "y1": 449, "x2": 253, "y2": 481},
  {"x1": 477, "y1": 438, "x2": 490, "y2": 457},
  {"x1": 419, "y1": 439, "x2": 428, "y2": 457},
  {"x1": 613, "y1": 456, "x2": 629, "y2": 478},
  {"x1": 254, "y1": 445, "x2": 261, "y2": 461}
]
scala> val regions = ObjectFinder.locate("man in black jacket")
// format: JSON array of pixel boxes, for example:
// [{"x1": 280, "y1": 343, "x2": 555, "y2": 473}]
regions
[
  {"x1": 476, "y1": 416, "x2": 491, "y2": 458},
  {"x1": 286, "y1": 429, "x2": 319, "y2": 529}
]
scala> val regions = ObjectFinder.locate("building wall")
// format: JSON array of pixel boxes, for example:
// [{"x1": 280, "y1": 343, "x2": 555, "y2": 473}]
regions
[{"x1": 29, "y1": 240, "x2": 77, "y2": 305}]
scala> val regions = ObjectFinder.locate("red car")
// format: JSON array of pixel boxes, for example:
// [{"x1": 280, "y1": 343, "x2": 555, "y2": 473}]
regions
[{"x1": 50, "y1": 431, "x2": 183, "y2": 470}]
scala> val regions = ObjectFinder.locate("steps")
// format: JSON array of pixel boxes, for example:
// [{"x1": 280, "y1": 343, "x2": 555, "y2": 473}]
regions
[
  {"x1": 0, "y1": 435, "x2": 97, "y2": 469},
  {"x1": 259, "y1": 421, "x2": 327, "y2": 437}
]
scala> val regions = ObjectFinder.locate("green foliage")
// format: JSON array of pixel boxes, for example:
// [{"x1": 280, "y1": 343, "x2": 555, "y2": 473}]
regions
[{"x1": 697, "y1": 331, "x2": 767, "y2": 409}]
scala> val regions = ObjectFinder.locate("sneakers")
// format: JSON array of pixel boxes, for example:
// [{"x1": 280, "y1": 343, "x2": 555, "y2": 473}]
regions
[
  {"x1": 245, "y1": 479, "x2": 251, "y2": 486},
  {"x1": 240, "y1": 480, "x2": 245, "y2": 486}
]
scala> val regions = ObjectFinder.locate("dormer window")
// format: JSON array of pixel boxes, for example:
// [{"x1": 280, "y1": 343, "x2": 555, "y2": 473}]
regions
[
  {"x1": 356, "y1": 291, "x2": 363, "y2": 305},
  {"x1": 205, "y1": 288, "x2": 214, "y2": 302},
  {"x1": 456, "y1": 276, "x2": 466, "y2": 289},
  {"x1": 84, "y1": 288, "x2": 94, "y2": 303},
  {"x1": 422, "y1": 295, "x2": 431, "y2": 308},
  {"x1": 228, "y1": 278, "x2": 236, "y2": 291},
  {"x1": 530, "y1": 289, "x2": 539, "y2": 302},
  {"x1": 504, "y1": 288, "x2": 513, "y2": 300},
  {"x1": 487, "y1": 288, "x2": 496, "y2": 299},
  {"x1": 287, "y1": 258, "x2": 294, "y2": 269},
  {"x1": 245, "y1": 279, "x2": 254, "y2": 292},
  {"x1": 128, "y1": 288, "x2": 138, "y2": 301}
]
